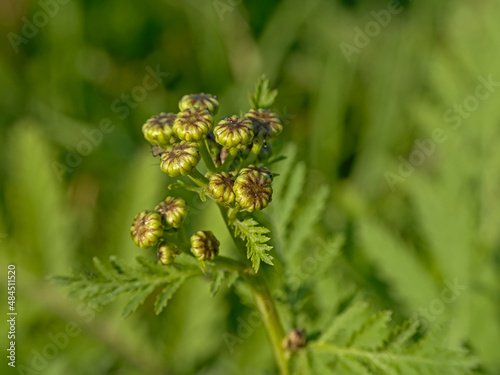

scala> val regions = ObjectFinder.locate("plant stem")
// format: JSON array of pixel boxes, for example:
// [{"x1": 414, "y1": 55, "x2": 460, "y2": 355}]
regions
[
  {"x1": 221, "y1": 147, "x2": 238, "y2": 172},
  {"x1": 188, "y1": 168, "x2": 208, "y2": 187},
  {"x1": 244, "y1": 138, "x2": 264, "y2": 166},
  {"x1": 218, "y1": 205, "x2": 288, "y2": 375},
  {"x1": 199, "y1": 138, "x2": 216, "y2": 173}
]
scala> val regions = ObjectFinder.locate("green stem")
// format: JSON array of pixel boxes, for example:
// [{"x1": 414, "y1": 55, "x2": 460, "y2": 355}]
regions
[
  {"x1": 221, "y1": 147, "x2": 238, "y2": 172},
  {"x1": 244, "y1": 138, "x2": 264, "y2": 166},
  {"x1": 199, "y1": 138, "x2": 216, "y2": 173},
  {"x1": 211, "y1": 256, "x2": 250, "y2": 273},
  {"x1": 218, "y1": 205, "x2": 288, "y2": 375},
  {"x1": 188, "y1": 168, "x2": 209, "y2": 187}
]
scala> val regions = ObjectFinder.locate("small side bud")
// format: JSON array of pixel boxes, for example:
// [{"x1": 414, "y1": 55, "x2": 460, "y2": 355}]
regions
[
  {"x1": 142, "y1": 112, "x2": 177, "y2": 148},
  {"x1": 155, "y1": 197, "x2": 188, "y2": 229},
  {"x1": 179, "y1": 93, "x2": 219, "y2": 115},
  {"x1": 245, "y1": 109, "x2": 282, "y2": 139},
  {"x1": 213, "y1": 116, "x2": 254, "y2": 148},
  {"x1": 233, "y1": 166, "x2": 273, "y2": 212},
  {"x1": 190, "y1": 231, "x2": 220, "y2": 261},
  {"x1": 282, "y1": 329, "x2": 307, "y2": 351},
  {"x1": 173, "y1": 107, "x2": 214, "y2": 141},
  {"x1": 160, "y1": 141, "x2": 200, "y2": 177},
  {"x1": 130, "y1": 210, "x2": 164, "y2": 248},
  {"x1": 157, "y1": 242, "x2": 177, "y2": 265},
  {"x1": 208, "y1": 172, "x2": 235, "y2": 205}
]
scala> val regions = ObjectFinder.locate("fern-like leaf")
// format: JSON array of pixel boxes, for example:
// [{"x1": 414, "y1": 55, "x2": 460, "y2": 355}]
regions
[
  {"x1": 308, "y1": 303, "x2": 478, "y2": 375},
  {"x1": 249, "y1": 75, "x2": 278, "y2": 109},
  {"x1": 154, "y1": 278, "x2": 185, "y2": 315},
  {"x1": 234, "y1": 218, "x2": 274, "y2": 272},
  {"x1": 51, "y1": 256, "x2": 201, "y2": 318}
]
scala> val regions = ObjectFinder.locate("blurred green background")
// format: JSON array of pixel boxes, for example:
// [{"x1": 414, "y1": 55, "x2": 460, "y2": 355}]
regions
[{"x1": 1, "y1": 0, "x2": 500, "y2": 374}]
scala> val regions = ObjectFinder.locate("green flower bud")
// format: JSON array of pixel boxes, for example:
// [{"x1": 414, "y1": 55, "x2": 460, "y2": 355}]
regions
[
  {"x1": 179, "y1": 93, "x2": 219, "y2": 115},
  {"x1": 213, "y1": 116, "x2": 254, "y2": 148},
  {"x1": 245, "y1": 109, "x2": 283, "y2": 139},
  {"x1": 238, "y1": 165, "x2": 273, "y2": 180},
  {"x1": 234, "y1": 166, "x2": 273, "y2": 212},
  {"x1": 155, "y1": 197, "x2": 188, "y2": 229},
  {"x1": 282, "y1": 329, "x2": 307, "y2": 351},
  {"x1": 142, "y1": 112, "x2": 177, "y2": 148},
  {"x1": 130, "y1": 210, "x2": 164, "y2": 248},
  {"x1": 160, "y1": 141, "x2": 200, "y2": 177},
  {"x1": 207, "y1": 172, "x2": 235, "y2": 205},
  {"x1": 190, "y1": 231, "x2": 220, "y2": 261},
  {"x1": 157, "y1": 242, "x2": 176, "y2": 265},
  {"x1": 173, "y1": 107, "x2": 214, "y2": 141}
]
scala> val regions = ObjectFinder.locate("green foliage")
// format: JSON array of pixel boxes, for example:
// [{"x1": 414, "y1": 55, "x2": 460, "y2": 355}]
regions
[
  {"x1": 52, "y1": 255, "x2": 200, "y2": 318},
  {"x1": 233, "y1": 218, "x2": 274, "y2": 272},
  {"x1": 271, "y1": 144, "x2": 330, "y2": 260},
  {"x1": 249, "y1": 75, "x2": 278, "y2": 109},
  {"x1": 293, "y1": 303, "x2": 478, "y2": 375}
]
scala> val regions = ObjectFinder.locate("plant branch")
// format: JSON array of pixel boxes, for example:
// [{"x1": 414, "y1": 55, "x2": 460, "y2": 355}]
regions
[
  {"x1": 199, "y1": 138, "x2": 216, "y2": 173},
  {"x1": 218, "y1": 205, "x2": 288, "y2": 375}
]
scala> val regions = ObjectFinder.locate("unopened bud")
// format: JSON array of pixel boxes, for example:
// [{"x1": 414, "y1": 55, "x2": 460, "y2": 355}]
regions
[
  {"x1": 142, "y1": 112, "x2": 177, "y2": 148},
  {"x1": 130, "y1": 210, "x2": 164, "y2": 248},
  {"x1": 160, "y1": 141, "x2": 200, "y2": 177},
  {"x1": 173, "y1": 107, "x2": 214, "y2": 141},
  {"x1": 233, "y1": 166, "x2": 273, "y2": 212},
  {"x1": 245, "y1": 109, "x2": 282, "y2": 139},
  {"x1": 282, "y1": 329, "x2": 307, "y2": 351},
  {"x1": 179, "y1": 93, "x2": 219, "y2": 115},
  {"x1": 155, "y1": 197, "x2": 188, "y2": 229},
  {"x1": 214, "y1": 116, "x2": 254, "y2": 148},
  {"x1": 157, "y1": 242, "x2": 177, "y2": 265},
  {"x1": 207, "y1": 172, "x2": 235, "y2": 205},
  {"x1": 190, "y1": 231, "x2": 220, "y2": 261}
]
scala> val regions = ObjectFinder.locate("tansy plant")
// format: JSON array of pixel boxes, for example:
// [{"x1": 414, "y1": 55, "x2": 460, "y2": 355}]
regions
[{"x1": 54, "y1": 78, "x2": 477, "y2": 374}]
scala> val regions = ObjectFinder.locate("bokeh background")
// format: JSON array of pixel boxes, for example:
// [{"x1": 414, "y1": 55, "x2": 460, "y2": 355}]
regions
[{"x1": 1, "y1": 0, "x2": 500, "y2": 374}]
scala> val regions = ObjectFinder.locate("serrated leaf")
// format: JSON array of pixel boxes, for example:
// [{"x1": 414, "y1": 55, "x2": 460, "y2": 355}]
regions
[
  {"x1": 54, "y1": 256, "x2": 200, "y2": 318},
  {"x1": 358, "y1": 219, "x2": 439, "y2": 313},
  {"x1": 319, "y1": 302, "x2": 369, "y2": 345},
  {"x1": 249, "y1": 75, "x2": 278, "y2": 109},
  {"x1": 287, "y1": 185, "x2": 330, "y2": 256},
  {"x1": 276, "y1": 161, "x2": 306, "y2": 237},
  {"x1": 349, "y1": 311, "x2": 392, "y2": 350},
  {"x1": 234, "y1": 218, "x2": 274, "y2": 272},
  {"x1": 210, "y1": 270, "x2": 238, "y2": 297},
  {"x1": 311, "y1": 302, "x2": 477, "y2": 375},
  {"x1": 154, "y1": 278, "x2": 185, "y2": 315},
  {"x1": 122, "y1": 284, "x2": 158, "y2": 318}
]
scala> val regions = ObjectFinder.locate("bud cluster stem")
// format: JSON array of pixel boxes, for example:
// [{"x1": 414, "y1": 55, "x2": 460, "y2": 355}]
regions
[
  {"x1": 188, "y1": 168, "x2": 209, "y2": 187},
  {"x1": 221, "y1": 147, "x2": 238, "y2": 172},
  {"x1": 199, "y1": 138, "x2": 217, "y2": 173},
  {"x1": 218, "y1": 204, "x2": 288, "y2": 375},
  {"x1": 244, "y1": 138, "x2": 264, "y2": 166}
]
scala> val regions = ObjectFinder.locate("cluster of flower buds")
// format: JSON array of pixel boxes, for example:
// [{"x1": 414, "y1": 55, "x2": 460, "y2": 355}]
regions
[
  {"x1": 132, "y1": 88, "x2": 284, "y2": 264},
  {"x1": 130, "y1": 195, "x2": 221, "y2": 264}
]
